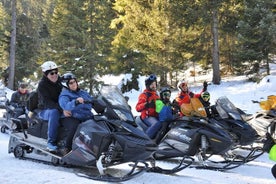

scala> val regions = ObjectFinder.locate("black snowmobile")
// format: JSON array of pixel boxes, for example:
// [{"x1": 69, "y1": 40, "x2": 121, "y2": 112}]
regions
[
  {"x1": 8, "y1": 85, "x2": 158, "y2": 182},
  {"x1": 209, "y1": 97, "x2": 259, "y2": 147},
  {"x1": 207, "y1": 97, "x2": 263, "y2": 165},
  {"x1": 0, "y1": 103, "x2": 28, "y2": 134},
  {"x1": 136, "y1": 96, "x2": 261, "y2": 171}
]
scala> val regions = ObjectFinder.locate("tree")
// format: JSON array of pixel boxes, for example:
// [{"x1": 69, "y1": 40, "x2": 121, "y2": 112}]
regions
[
  {"x1": 7, "y1": 0, "x2": 16, "y2": 89},
  {"x1": 236, "y1": 0, "x2": 276, "y2": 76},
  {"x1": 112, "y1": 0, "x2": 191, "y2": 87},
  {"x1": 48, "y1": 0, "x2": 116, "y2": 93},
  {"x1": 0, "y1": 2, "x2": 9, "y2": 70}
]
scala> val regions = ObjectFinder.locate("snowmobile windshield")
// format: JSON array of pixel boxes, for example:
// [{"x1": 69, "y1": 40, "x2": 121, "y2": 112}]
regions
[
  {"x1": 215, "y1": 96, "x2": 242, "y2": 120},
  {"x1": 100, "y1": 85, "x2": 134, "y2": 122}
]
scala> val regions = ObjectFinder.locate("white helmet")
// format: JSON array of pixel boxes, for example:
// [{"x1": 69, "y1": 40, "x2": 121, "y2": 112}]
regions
[
  {"x1": 177, "y1": 80, "x2": 188, "y2": 90},
  {"x1": 41, "y1": 61, "x2": 59, "y2": 72}
]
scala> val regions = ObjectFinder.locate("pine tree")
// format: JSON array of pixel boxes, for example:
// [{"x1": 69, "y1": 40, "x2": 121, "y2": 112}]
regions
[
  {"x1": 236, "y1": 0, "x2": 276, "y2": 77},
  {"x1": 49, "y1": 0, "x2": 116, "y2": 93}
]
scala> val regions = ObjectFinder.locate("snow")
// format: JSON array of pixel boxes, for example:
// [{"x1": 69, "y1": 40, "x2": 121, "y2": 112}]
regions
[{"x1": 0, "y1": 64, "x2": 276, "y2": 183}]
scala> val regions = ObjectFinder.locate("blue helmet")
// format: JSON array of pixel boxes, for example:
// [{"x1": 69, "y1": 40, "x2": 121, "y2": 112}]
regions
[{"x1": 145, "y1": 74, "x2": 157, "y2": 88}]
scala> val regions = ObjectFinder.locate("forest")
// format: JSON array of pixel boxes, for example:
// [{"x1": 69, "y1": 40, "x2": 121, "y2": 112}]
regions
[{"x1": 0, "y1": 0, "x2": 275, "y2": 92}]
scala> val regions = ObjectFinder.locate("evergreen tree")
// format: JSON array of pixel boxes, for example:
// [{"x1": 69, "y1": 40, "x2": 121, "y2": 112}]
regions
[
  {"x1": 49, "y1": 0, "x2": 116, "y2": 93},
  {"x1": 236, "y1": 0, "x2": 276, "y2": 77}
]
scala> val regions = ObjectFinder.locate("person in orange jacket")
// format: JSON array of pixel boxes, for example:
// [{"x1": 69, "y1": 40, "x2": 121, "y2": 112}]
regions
[
  {"x1": 174, "y1": 80, "x2": 208, "y2": 116},
  {"x1": 136, "y1": 74, "x2": 160, "y2": 138}
]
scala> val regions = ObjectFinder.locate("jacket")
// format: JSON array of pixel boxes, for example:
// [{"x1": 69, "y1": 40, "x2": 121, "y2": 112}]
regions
[
  {"x1": 59, "y1": 88, "x2": 94, "y2": 121},
  {"x1": 37, "y1": 75, "x2": 63, "y2": 111},
  {"x1": 155, "y1": 99, "x2": 173, "y2": 122},
  {"x1": 175, "y1": 90, "x2": 202, "y2": 107},
  {"x1": 136, "y1": 89, "x2": 160, "y2": 120},
  {"x1": 10, "y1": 90, "x2": 30, "y2": 108},
  {"x1": 269, "y1": 145, "x2": 276, "y2": 161}
]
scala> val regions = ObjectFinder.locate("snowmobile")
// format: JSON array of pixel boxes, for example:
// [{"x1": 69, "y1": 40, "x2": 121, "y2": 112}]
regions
[
  {"x1": 0, "y1": 86, "x2": 7, "y2": 108},
  {"x1": 209, "y1": 97, "x2": 259, "y2": 146},
  {"x1": 245, "y1": 96, "x2": 276, "y2": 139},
  {"x1": 0, "y1": 103, "x2": 28, "y2": 134},
  {"x1": 8, "y1": 85, "x2": 159, "y2": 182},
  {"x1": 245, "y1": 109, "x2": 276, "y2": 138},
  {"x1": 207, "y1": 97, "x2": 263, "y2": 164},
  {"x1": 0, "y1": 87, "x2": 9, "y2": 132},
  {"x1": 136, "y1": 96, "x2": 262, "y2": 171}
]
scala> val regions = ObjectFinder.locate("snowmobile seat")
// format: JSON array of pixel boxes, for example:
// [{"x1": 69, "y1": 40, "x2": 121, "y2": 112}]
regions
[{"x1": 27, "y1": 114, "x2": 48, "y2": 139}]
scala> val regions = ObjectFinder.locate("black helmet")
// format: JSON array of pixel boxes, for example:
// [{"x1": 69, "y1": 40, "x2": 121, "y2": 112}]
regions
[
  {"x1": 62, "y1": 72, "x2": 77, "y2": 87},
  {"x1": 160, "y1": 87, "x2": 171, "y2": 101},
  {"x1": 201, "y1": 91, "x2": 210, "y2": 101},
  {"x1": 145, "y1": 74, "x2": 157, "y2": 89}
]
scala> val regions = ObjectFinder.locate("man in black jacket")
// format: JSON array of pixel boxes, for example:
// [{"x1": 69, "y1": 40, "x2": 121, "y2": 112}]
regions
[
  {"x1": 9, "y1": 82, "x2": 30, "y2": 118},
  {"x1": 37, "y1": 61, "x2": 70, "y2": 152}
]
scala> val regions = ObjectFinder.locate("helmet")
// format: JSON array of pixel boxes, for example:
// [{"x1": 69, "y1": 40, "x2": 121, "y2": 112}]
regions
[
  {"x1": 201, "y1": 91, "x2": 210, "y2": 101},
  {"x1": 61, "y1": 72, "x2": 77, "y2": 87},
  {"x1": 160, "y1": 87, "x2": 171, "y2": 100},
  {"x1": 41, "y1": 61, "x2": 59, "y2": 72},
  {"x1": 145, "y1": 74, "x2": 157, "y2": 88},
  {"x1": 18, "y1": 82, "x2": 28, "y2": 89},
  {"x1": 177, "y1": 80, "x2": 188, "y2": 91}
]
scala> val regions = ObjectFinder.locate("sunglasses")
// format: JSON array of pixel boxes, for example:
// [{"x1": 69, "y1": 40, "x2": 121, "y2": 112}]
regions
[
  {"x1": 68, "y1": 80, "x2": 76, "y2": 85},
  {"x1": 49, "y1": 71, "x2": 58, "y2": 75}
]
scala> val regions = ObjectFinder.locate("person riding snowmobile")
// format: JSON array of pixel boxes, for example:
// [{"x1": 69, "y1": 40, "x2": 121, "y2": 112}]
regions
[
  {"x1": 9, "y1": 82, "x2": 30, "y2": 118},
  {"x1": 136, "y1": 74, "x2": 160, "y2": 138},
  {"x1": 174, "y1": 80, "x2": 208, "y2": 116},
  {"x1": 37, "y1": 61, "x2": 70, "y2": 152},
  {"x1": 58, "y1": 72, "x2": 95, "y2": 155},
  {"x1": 146, "y1": 87, "x2": 175, "y2": 139}
]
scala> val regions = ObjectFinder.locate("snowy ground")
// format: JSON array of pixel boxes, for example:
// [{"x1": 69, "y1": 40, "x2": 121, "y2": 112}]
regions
[{"x1": 0, "y1": 64, "x2": 276, "y2": 183}]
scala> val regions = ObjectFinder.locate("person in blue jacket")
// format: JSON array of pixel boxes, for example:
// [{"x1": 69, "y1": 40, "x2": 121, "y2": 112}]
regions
[
  {"x1": 146, "y1": 87, "x2": 174, "y2": 139},
  {"x1": 58, "y1": 72, "x2": 94, "y2": 155}
]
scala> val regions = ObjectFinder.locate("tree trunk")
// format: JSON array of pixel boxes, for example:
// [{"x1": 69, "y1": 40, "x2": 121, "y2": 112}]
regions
[
  {"x1": 7, "y1": 0, "x2": 16, "y2": 90},
  {"x1": 211, "y1": 8, "x2": 221, "y2": 84}
]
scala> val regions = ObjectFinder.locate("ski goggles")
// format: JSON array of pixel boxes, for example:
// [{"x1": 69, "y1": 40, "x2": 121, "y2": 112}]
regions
[
  {"x1": 202, "y1": 95, "x2": 210, "y2": 101},
  {"x1": 162, "y1": 91, "x2": 171, "y2": 97}
]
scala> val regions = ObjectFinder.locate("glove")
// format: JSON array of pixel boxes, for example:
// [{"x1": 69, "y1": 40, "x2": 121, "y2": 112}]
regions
[
  {"x1": 189, "y1": 92, "x2": 194, "y2": 98},
  {"x1": 145, "y1": 100, "x2": 155, "y2": 108},
  {"x1": 172, "y1": 100, "x2": 180, "y2": 114},
  {"x1": 263, "y1": 133, "x2": 275, "y2": 153},
  {"x1": 203, "y1": 81, "x2": 208, "y2": 91}
]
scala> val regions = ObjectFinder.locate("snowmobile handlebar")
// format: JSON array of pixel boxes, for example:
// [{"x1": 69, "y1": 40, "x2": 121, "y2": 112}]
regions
[{"x1": 251, "y1": 100, "x2": 260, "y2": 104}]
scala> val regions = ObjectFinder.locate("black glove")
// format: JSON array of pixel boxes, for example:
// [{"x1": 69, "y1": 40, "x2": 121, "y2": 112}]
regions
[
  {"x1": 189, "y1": 92, "x2": 194, "y2": 98},
  {"x1": 263, "y1": 133, "x2": 275, "y2": 153},
  {"x1": 172, "y1": 100, "x2": 180, "y2": 114},
  {"x1": 145, "y1": 100, "x2": 155, "y2": 108},
  {"x1": 203, "y1": 81, "x2": 208, "y2": 91}
]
